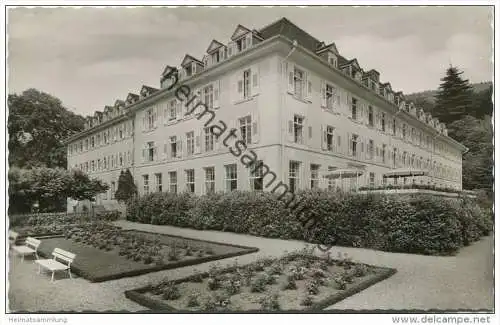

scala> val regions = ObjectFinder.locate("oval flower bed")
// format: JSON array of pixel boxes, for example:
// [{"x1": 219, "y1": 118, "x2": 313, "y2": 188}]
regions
[{"x1": 125, "y1": 247, "x2": 396, "y2": 311}]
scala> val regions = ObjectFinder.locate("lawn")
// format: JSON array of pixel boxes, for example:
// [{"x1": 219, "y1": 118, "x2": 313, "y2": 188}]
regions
[
  {"x1": 125, "y1": 248, "x2": 396, "y2": 311},
  {"x1": 36, "y1": 223, "x2": 258, "y2": 282}
]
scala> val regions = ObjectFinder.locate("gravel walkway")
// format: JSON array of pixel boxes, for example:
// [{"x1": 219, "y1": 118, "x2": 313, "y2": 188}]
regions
[{"x1": 8, "y1": 220, "x2": 493, "y2": 312}]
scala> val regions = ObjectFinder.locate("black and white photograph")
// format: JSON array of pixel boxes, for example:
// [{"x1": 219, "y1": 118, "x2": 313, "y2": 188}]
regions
[{"x1": 2, "y1": 1, "x2": 497, "y2": 322}]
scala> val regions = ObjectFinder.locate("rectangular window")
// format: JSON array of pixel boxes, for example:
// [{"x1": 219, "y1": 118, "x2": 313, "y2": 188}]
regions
[
  {"x1": 147, "y1": 109, "x2": 155, "y2": 130},
  {"x1": 310, "y1": 164, "x2": 320, "y2": 189},
  {"x1": 211, "y1": 51, "x2": 220, "y2": 64},
  {"x1": 168, "y1": 100, "x2": 176, "y2": 121},
  {"x1": 170, "y1": 136, "x2": 177, "y2": 158},
  {"x1": 294, "y1": 115, "x2": 304, "y2": 144},
  {"x1": 239, "y1": 115, "x2": 252, "y2": 145},
  {"x1": 351, "y1": 98, "x2": 358, "y2": 120},
  {"x1": 250, "y1": 161, "x2": 264, "y2": 191},
  {"x1": 326, "y1": 84, "x2": 335, "y2": 109},
  {"x1": 402, "y1": 123, "x2": 407, "y2": 139},
  {"x1": 294, "y1": 68, "x2": 304, "y2": 99},
  {"x1": 368, "y1": 139, "x2": 374, "y2": 160},
  {"x1": 185, "y1": 169, "x2": 195, "y2": 193},
  {"x1": 119, "y1": 125, "x2": 123, "y2": 139},
  {"x1": 169, "y1": 171, "x2": 177, "y2": 193},
  {"x1": 91, "y1": 136, "x2": 95, "y2": 149},
  {"x1": 143, "y1": 175, "x2": 149, "y2": 195},
  {"x1": 368, "y1": 106, "x2": 374, "y2": 126},
  {"x1": 289, "y1": 161, "x2": 300, "y2": 193},
  {"x1": 369, "y1": 172, "x2": 375, "y2": 187},
  {"x1": 186, "y1": 131, "x2": 195, "y2": 156},
  {"x1": 97, "y1": 159, "x2": 101, "y2": 171},
  {"x1": 225, "y1": 164, "x2": 238, "y2": 192},
  {"x1": 243, "y1": 69, "x2": 251, "y2": 99},
  {"x1": 119, "y1": 153, "x2": 123, "y2": 167},
  {"x1": 351, "y1": 134, "x2": 358, "y2": 157},
  {"x1": 204, "y1": 167, "x2": 215, "y2": 194},
  {"x1": 381, "y1": 113, "x2": 386, "y2": 132},
  {"x1": 147, "y1": 141, "x2": 155, "y2": 162},
  {"x1": 91, "y1": 160, "x2": 95, "y2": 172},
  {"x1": 111, "y1": 181, "x2": 115, "y2": 199},
  {"x1": 204, "y1": 85, "x2": 214, "y2": 109},
  {"x1": 393, "y1": 119, "x2": 397, "y2": 135},
  {"x1": 155, "y1": 173, "x2": 162, "y2": 192},
  {"x1": 382, "y1": 144, "x2": 387, "y2": 163},
  {"x1": 326, "y1": 126, "x2": 334, "y2": 151},
  {"x1": 204, "y1": 127, "x2": 215, "y2": 152}
]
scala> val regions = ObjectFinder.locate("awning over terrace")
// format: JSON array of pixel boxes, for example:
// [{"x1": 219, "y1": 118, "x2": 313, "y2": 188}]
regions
[
  {"x1": 383, "y1": 168, "x2": 429, "y2": 178},
  {"x1": 322, "y1": 168, "x2": 364, "y2": 179},
  {"x1": 322, "y1": 168, "x2": 364, "y2": 192}
]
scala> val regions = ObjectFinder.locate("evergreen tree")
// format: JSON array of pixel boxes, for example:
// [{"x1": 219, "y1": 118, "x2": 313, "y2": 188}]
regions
[
  {"x1": 115, "y1": 169, "x2": 137, "y2": 202},
  {"x1": 433, "y1": 66, "x2": 474, "y2": 124}
]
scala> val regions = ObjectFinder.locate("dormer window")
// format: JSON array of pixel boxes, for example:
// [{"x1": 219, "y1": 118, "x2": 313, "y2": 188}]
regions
[
  {"x1": 211, "y1": 51, "x2": 220, "y2": 64},
  {"x1": 388, "y1": 92, "x2": 394, "y2": 102},
  {"x1": 185, "y1": 64, "x2": 193, "y2": 77},
  {"x1": 236, "y1": 37, "x2": 247, "y2": 52},
  {"x1": 370, "y1": 80, "x2": 377, "y2": 91},
  {"x1": 328, "y1": 53, "x2": 337, "y2": 68},
  {"x1": 350, "y1": 67, "x2": 356, "y2": 79},
  {"x1": 395, "y1": 96, "x2": 400, "y2": 106}
]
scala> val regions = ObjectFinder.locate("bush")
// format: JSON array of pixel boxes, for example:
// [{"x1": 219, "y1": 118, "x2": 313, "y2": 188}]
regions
[
  {"x1": 95, "y1": 210, "x2": 121, "y2": 222},
  {"x1": 126, "y1": 189, "x2": 490, "y2": 256}
]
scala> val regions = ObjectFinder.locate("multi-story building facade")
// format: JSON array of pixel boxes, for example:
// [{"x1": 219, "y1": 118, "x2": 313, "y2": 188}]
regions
[{"x1": 63, "y1": 18, "x2": 467, "y2": 210}]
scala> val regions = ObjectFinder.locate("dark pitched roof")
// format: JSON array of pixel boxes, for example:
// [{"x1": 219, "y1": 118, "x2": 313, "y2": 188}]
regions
[
  {"x1": 126, "y1": 93, "x2": 140, "y2": 102},
  {"x1": 259, "y1": 17, "x2": 323, "y2": 53}
]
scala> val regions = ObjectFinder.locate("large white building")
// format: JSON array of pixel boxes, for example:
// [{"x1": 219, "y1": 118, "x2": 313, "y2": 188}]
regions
[{"x1": 63, "y1": 18, "x2": 467, "y2": 209}]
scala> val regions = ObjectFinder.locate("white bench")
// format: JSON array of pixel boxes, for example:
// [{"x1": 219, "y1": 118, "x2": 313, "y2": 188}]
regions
[
  {"x1": 12, "y1": 237, "x2": 40, "y2": 261},
  {"x1": 36, "y1": 248, "x2": 76, "y2": 282},
  {"x1": 9, "y1": 230, "x2": 19, "y2": 249}
]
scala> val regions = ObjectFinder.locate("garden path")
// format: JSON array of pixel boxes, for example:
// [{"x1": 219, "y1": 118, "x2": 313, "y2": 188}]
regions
[{"x1": 8, "y1": 220, "x2": 493, "y2": 311}]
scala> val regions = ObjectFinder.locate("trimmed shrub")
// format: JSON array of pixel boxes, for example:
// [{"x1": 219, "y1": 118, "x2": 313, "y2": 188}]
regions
[{"x1": 125, "y1": 190, "x2": 491, "y2": 256}]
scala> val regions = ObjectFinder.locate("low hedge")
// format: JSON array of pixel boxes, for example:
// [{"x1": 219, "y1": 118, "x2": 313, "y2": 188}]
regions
[{"x1": 126, "y1": 190, "x2": 492, "y2": 256}]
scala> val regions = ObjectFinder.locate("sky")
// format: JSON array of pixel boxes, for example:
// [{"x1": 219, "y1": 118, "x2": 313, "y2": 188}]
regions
[{"x1": 7, "y1": 6, "x2": 493, "y2": 117}]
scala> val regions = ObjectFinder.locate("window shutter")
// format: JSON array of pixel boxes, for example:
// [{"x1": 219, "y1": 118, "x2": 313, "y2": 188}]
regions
[
  {"x1": 252, "y1": 66, "x2": 260, "y2": 95},
  {"x1": 321, "y1": 125, "x2": 327, "y2": 150},
  {"x1": 163, "y1": 142, "x2": 168, "y2": 160},
  {"x1": 142, "y1": 115, "x2": 146, "y2": 132},
  {"x1": 288, "y1": 120, "x2": 294, "y2": 142},
  {"x1": 308, "y1": 126, "x2": 313, "y2": 140},
  {"x1": 320, "y1": 80, "x2": 326, "y2": 108},
  {"x1": 365, "y1": 139, "x2": 370, "y2": 159},
  {"x1": 153, "y1": 106, "x2": 158, "y2": 129},
  {"x1": 153, "y1": 145, "x2": 158, "y2": 161},
  {"x1": 141, "y1": 145, "x2": 146, "y2": 163},
  {"x1": 251, "y1": 110, "x2": 260, "y2": 144},
  {"x1": 287, "y1": 62, "x2": 294, "y2": 93},
  {"x1": 337, "y1": 135, "x2": 342, "y2": 154},
  {"x1": 195, "y1": 129, "x2": 202, "y2": 154},
  {"x1": 177, "y1": 136, "x2": 183, "y2": 158},
  {"x1": 347, "y1": 132, "x2": 353, "y2": 156},
  {"x1": 176, "y1": 100, "x2": 182, "y2": 119},
  {"x1": 214, "y1": 80, "x2": 221, "y2": 108},
  {"x1": 237, "y1": 77, "x2": 243, "y2": 101},
  {"x1": 304, "y1": 71, "x2": 312, "y2": 101}
]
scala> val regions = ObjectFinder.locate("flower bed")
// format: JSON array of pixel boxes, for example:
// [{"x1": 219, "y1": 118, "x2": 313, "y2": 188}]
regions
[
  {"x1": 125, "y1": 247, "x2": 396, "y2": 311},
  {"x1": 36, "y1": 222, "x2": 258, "y2": 282}
]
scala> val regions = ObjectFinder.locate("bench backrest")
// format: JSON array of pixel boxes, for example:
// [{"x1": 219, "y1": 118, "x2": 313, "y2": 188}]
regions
[
  {"x1": 25, "y1": 237, "x2": 41, "y2": 250},
  {"x1": 52, "y1": 248, "x2": 76, "y2": 266},
  {"x1": 9, "y1": 230, "x2": 19, "y2": 241}
]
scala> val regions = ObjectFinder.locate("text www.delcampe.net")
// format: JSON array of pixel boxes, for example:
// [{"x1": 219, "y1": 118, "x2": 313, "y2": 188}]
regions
[{"x1": 392, "y1": 315, "x2": 492, "y2": 324}]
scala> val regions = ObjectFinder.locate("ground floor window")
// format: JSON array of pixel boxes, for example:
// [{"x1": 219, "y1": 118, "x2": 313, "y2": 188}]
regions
[
  {"x1": 110, "y1": 181, "x2": 115, "y2": 199},
  {"x1": 289, "y1": 161, "x2": 300, "y2": 193},
  {"x1": 169, "y1": 171, "x2": 177, "y2": 193},
  {"x1": 250, "y1": 161, "x2": 263, "y2": 191},
  {"x1": 155, "y1": 173, "x2": 162, "y2": 192},
  {"x1": 225, "y1": 164, "x2": 238, "y2": 192},
  {"x1": 310, "y1": 164, "x2": 320, "y2": 189},
  {"x1": 369, "y1": 172, "x2": 375, "y2": 187},
  {"x1": 204, "y1": 167, "x2": 215, "y2": 194},
  {"x1": 142, "y1": 175, "x2": 149, "y2": 195},
  {"x1": 185, "y1": 169, "x2": 195, "y2": 193}
]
